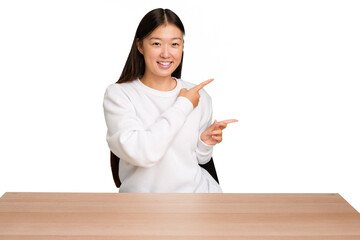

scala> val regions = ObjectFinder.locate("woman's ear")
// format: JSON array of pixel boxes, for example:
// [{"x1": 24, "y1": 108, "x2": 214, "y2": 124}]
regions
[{"x1": 136, "y1": 38, "x2": 143, "y2": 55}]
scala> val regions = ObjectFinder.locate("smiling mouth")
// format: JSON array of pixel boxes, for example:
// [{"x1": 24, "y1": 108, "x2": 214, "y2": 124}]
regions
[
  {"x1": 157, "y1": 61, "x2": 172, "y2": 66},
  {"x1": 157, "y1": 61, "x2": 173, "y2": 69}
]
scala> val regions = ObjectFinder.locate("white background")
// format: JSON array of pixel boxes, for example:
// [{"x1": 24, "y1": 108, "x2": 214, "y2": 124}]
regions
[{"x1": 0, "y1": 0, "x2": 359, "y2": 212}]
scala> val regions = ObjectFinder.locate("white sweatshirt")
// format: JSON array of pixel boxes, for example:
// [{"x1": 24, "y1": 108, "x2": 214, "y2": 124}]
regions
[{"x1": 103, "y1": 77, "x2": 222, "y2": 193}]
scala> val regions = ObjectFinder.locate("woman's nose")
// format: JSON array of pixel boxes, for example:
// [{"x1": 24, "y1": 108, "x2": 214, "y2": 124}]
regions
[{"x1": 160, "y1": 46, "x2": 169, "y2": 58}]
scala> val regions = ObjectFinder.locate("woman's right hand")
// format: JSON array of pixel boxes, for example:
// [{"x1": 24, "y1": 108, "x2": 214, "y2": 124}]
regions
[{"x1": 179, "y1": 78, "x2": 214, "y2": 108}]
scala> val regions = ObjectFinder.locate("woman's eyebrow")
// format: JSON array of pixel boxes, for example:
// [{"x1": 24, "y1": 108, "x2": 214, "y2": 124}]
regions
[{"x1": 149, "y1": 37, "x2": 182, "y2": 41}]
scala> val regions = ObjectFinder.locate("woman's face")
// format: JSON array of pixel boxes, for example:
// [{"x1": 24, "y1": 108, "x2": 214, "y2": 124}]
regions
[{"x1": 137, "y1": 24, "x2": 184, "y2": 80}]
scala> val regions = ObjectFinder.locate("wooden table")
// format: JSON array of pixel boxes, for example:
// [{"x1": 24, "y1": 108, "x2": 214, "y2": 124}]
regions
[{"x1": 0, "y1": 192, "x2": 359, "y2": 239}]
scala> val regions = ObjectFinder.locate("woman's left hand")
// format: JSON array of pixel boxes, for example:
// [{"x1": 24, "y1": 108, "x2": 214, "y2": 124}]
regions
[{"x1": 200, "y1": 119, "x2": 238, "y2": 146}]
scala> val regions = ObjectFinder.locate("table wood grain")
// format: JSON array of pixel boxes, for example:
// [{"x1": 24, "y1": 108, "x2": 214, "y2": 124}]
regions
[{"x1": 0, "y1": 192, "x2": 359, "y2": 239}]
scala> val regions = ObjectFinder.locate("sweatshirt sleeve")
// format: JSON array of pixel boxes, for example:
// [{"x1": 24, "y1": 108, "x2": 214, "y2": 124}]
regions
[
  {"x1": 196, "y1": 90, "x2": 214, "y2": 164},
  {"x1": 103, "y1": 84, "x2": 194, "y2": 168}
]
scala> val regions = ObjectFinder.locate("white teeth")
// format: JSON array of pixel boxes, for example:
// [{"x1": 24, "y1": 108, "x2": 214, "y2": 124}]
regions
[{"x1": 158, "y1": 62, "x2": 171, "y2": 65}]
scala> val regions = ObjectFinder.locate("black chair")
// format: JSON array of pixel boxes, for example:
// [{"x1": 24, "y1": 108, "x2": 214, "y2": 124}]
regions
[{"x1": 110, "y1": 151, "x2": 219, "y2": 188}]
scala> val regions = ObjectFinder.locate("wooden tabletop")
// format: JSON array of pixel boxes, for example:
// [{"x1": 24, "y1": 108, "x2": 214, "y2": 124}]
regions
[{"x1": 0, "y1": 192, "x2": 359, "y2": 239}]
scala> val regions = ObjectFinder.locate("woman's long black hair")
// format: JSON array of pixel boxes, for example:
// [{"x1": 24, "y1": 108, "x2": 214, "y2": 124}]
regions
[{"x1": 116, "y1": 8, "x2": 185, "y2": 84}]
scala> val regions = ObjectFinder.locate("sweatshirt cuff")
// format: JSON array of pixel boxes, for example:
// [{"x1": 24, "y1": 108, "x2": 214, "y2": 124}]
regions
[
  {"x1": 174, "y1": 96, "x2": 194, "y2": 116},
  {"x1": 197, "y1": 135, "x2": 214, "y2": 154}
]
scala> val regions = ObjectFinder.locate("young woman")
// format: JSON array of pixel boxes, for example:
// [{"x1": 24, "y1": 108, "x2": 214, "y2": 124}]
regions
[{"x1": 103, "y1": 8, "x2": 237, "y2": 193}]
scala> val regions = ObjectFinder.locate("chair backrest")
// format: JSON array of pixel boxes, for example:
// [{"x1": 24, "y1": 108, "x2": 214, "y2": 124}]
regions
[{"x1": 110, "y1": 151, "x2": 219, "y2": 188}]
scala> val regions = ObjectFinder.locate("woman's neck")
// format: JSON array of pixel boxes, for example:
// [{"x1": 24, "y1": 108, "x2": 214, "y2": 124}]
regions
[{"x1": 140, "y1": 75, "x2": 177, "y2": 91}]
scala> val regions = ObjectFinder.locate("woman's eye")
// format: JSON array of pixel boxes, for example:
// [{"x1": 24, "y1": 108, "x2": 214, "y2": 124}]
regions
[
  {"x1": 152, "y1": 42, "x2": 160, "y2": 46},
  {"x1": 172, "y1": 43, "x2": 179, "y2": 46}
]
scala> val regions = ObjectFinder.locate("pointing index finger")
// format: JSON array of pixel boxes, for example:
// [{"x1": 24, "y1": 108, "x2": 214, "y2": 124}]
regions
[
  {"x1": 193, "y1": 78, "x2": 214, "y2": 91},
  {"x1": 219, "y1": 119, "x2": 239, "y2": 124}
]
